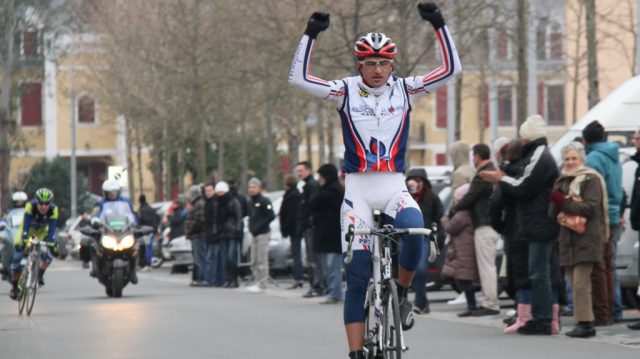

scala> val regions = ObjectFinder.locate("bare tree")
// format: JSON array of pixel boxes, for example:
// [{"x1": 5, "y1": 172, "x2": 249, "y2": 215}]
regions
[{"x1": 584, "y1": 0, "x2": 600, "y2": 108}]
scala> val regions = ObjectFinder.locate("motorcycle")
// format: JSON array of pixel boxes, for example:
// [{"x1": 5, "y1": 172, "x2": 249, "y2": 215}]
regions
[
  {"x1": 80, "y1": 201, "x2": 153, "y2": 298},
  {"x1": 0, "y1": 208, "x2": 25, "y2": 280}
]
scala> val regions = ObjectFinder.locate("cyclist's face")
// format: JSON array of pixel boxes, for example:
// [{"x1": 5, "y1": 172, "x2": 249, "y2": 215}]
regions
[
  {"x1": 358, "y1": 57, "x2": 394, "y2": 88},
  {"x1": 36, "y1": 202, "x2": 50, "y2": 214}
]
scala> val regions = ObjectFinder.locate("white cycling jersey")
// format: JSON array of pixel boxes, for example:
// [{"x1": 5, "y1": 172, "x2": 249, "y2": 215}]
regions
[{"x1": 288, "y1": 26, "x2": 461, "y2": 173}]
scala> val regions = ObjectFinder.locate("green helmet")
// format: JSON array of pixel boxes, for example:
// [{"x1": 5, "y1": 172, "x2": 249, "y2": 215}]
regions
[{"x1": 35, "y1": 187, "x2": 54, "y2": 204}]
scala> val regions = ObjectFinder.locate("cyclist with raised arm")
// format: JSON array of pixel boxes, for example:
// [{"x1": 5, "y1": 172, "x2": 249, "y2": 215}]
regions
[
  {"x1": 9, "y1": 188, "x2": 59, "y2": 299},
  {"x1": 289, "y1": 3, "x2": 461, "y2": 357}
]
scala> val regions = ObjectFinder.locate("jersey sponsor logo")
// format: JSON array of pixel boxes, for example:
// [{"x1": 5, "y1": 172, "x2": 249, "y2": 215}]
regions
[
  {"x1": 350, "y1": 104, "x2": 375, "y2": 117},
  {"x1": 358, "y1": 87, "x2": 369, "y2": 97}
]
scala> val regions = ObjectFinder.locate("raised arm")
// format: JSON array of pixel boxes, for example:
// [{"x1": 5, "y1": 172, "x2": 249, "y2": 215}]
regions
[
  {"x1": 288, "y1": 12, "x2": 345, "y2": 106},
  {"x1": 404, "y1": 3, "x2": 462, "y2": 99}
]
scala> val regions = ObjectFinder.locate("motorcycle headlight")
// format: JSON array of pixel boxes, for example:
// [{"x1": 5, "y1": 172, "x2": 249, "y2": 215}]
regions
[
  {"x1": 120, "y1": 235, "x2": 135, "y2": 249},
  {"x1": 101, "y1": 236, "x2": 118, "y2": 249}
]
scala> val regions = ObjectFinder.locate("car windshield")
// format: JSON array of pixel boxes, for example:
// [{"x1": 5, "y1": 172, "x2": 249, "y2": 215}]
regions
[{"x1": 100, "y1": 201, "x2": 136, "y2": 230}]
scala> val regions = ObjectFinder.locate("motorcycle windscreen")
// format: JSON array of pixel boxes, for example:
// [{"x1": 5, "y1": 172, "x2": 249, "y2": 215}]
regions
[{"x1": 99, "y1": 201, "x2": 137, "y2": 230}]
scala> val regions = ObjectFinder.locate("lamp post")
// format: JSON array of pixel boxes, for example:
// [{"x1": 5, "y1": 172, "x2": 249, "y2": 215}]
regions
[{"x1": 69, "y1": 33, "x2": 77, "y2": 219}]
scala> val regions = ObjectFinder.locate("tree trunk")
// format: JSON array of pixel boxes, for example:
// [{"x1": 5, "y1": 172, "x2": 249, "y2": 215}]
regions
[
  {"x1": 265, "y1": 101, "x2": 275, "y2": 191},
  {"x1": 0, "y1": 0, "x2": 16, "y2": 213},
  {"x1": 124, "y1": 116, "x2": 135, "y2": 201},
  {"x1": 327, "y1": 116, "x2": 334, "y2": 167},
  {"x1": 217, "y1": 132, "x2": 225, "y2": 182},
  {"x1": 571, "y1": 1, "x2": 585, "y2": 123},
  {"x1": 162, "y1": 123, "x2": 171, "y2": 200},
  {"x1": 454, "y1": 74, "x2": 463, "y2": 141},
  {"x1": 316, "y1": 107, "x2": 325, "y2": 165},
  {"x1": 305, "y1": 121, "x2": 313, "y2": 166},
  {"x1": 135, "y1": 121, "x2": 144, "y2": 198},
  {"x1": 584, "y1": 0, "x2": 600, "y2": 108},
  {"x1": 516, "y1": 0, "x2": 529, "y2": 128}
]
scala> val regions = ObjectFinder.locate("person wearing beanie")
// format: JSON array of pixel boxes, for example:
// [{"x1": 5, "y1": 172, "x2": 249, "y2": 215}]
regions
[
  {"x1": 211, "y1": 181, "x2": 244, "y2": 288},
  {"x1": 582, "y1": 120, "x2": 623, "y2": 326},
  {"x1": 405, "y1": 167, "x2": 444, "y2": 315},
  {"x1": 309, "y1": 163, "x2": 344, "y2": 304},
  {"x1": 184, "y1": 185, "x2": 209, "y2": 286},
  {"x1": 246, "y1": 177, "x2": 275, "y2": 293},
  {"x1": 480, "y1": 114, "x2": 561, "y2": 335}
]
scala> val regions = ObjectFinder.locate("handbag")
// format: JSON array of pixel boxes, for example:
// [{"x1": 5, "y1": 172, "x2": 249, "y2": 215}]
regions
[{"x1": 556, "y1": 211, "x2": 587, "y2": 234}]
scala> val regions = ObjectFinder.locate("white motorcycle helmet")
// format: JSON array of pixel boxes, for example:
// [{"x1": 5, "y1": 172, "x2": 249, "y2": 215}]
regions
[
  {"x1": 102, "y1": 179, "x2": 121, "y2": 199},
  {"x1": 12, "y1": 191, "x2": 28, "y2": 202}
]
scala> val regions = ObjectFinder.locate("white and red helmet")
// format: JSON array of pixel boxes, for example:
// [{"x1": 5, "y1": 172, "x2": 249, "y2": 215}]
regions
[{"x1": 354, "y1": 32, "x2": 397, "y2": 60}]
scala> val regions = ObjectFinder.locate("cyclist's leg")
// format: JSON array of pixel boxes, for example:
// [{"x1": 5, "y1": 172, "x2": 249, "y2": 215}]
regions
[
  {"x1": 344, "y1": 250, "x2": 372, "y2": 350},
  {"x1": 384, "y1": 191, "x2": 425, "y2": 289}
]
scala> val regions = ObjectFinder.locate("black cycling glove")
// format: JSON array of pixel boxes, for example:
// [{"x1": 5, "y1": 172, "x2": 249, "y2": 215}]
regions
[
  {"x1": 304, "y1": 12, "x2": 330, "y2": 39},
  {"x1": 418, "y1": 2, "x2": 445, "y2": 29}
]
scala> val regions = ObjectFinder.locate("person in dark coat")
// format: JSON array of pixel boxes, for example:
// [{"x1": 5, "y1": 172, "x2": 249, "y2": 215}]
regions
[
  {"x1": 406, "y1": 167, "x2": 444, "y2": 314},
  {"x1": 309, "y1": 164, "x2": 344, "y2": 303},
  {"x1": 296, "y1": 161, "x2": 323, "y2": 298},
  {"x1": 481, "y1": 114, "x2": 560, "y2": 335},
  {"x1": 442, "y1": 183, "x2": 478, "y2": 317},
  {"x1": 550, "y1": 142, "x2": 607, "y2": 338},
  {"x1": 246, "y1": 178, "x2": 276, "y2": 292},
  {"x1": 203, "y1": 183, "x2": 223, "y2": 286},
  {"x1": 629, "y1": 129, "x2": 640, "y2": 330},
  {"x1": 138, "y1": 194, "x2": 160, "y2": 269},
  {"x1": 184, "y1": 185, "x2": 209, "y2": 286},
  {"x1": 452, "y1": 143, "x2": 501, "y2": 316},
  {"x1": 280, "y1": 175, "x2": 304, "y2": 289},
  {"x1": 213, "y1": 181, "x2": 244, "y2": 288}
]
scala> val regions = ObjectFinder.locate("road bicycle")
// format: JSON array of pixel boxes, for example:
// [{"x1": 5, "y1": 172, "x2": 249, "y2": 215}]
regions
[
  {"x1": 17, "y1": 237, "x2": 46, "y2": 315},
  {"x1": 344, "y1": 210, "x2": 437, "y2": 359}
]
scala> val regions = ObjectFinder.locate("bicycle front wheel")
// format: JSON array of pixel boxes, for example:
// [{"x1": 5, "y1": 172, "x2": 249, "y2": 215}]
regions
[
  {"x1": 26, "y1": 265, "x2": 39, "y2": 315},
  {"x1": 382, "y1": 280, "x2": 402, "y2": 358},
  {"x1": 17, "y1": 271, "x2": 28, "y2": 315}
]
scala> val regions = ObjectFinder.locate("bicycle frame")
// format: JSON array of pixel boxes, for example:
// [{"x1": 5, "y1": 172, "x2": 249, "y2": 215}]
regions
[{"x1": 344, "y1": 210, "x2": 434, "y2": 358}]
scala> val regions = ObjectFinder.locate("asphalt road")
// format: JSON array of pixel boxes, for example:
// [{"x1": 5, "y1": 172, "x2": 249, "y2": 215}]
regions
[{"x1": 1, "y1": 260, "x2": 640, "y2": 359}]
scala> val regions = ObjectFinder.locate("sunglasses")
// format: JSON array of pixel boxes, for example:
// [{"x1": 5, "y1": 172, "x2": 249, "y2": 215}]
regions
[
  {"x1": 360, "y1": 59, "x2": 393, "y2": 69},
  {"x1": 37, "y1": 201, "x2": 51, "y2": 206}
]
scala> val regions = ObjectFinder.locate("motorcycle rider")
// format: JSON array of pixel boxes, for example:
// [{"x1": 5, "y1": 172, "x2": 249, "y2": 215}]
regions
[
  {"x1": 9, "y1": 188, "x2": 59, "y2": 299},
  {"x1": 1, "y1": 192, "x2": 28, "y2": 279},
  {"x1": 90, "y1": 179, "x2": 139, "y2": 284}
]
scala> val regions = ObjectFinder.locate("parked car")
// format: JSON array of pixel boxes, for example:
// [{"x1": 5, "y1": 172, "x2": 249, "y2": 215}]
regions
[
  {"x1": 617, "y1": 148, "x2": 640, "y2": 308},
  {"x1": 58, "y1": 215, "x2": 87, "y2": 260}
]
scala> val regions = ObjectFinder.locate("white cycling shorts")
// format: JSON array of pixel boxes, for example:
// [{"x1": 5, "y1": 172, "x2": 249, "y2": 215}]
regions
[{"x1": 341, "y1": 172, "x2": 420, "y2": 252}]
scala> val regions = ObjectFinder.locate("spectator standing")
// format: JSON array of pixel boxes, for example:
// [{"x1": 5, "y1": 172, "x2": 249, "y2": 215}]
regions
[
  {"x1": 448, "y1": 141, "x2": 475, "y2": 196},
  {"x1": 214, "y1": 181, "x2": 244, "y2": 288},
  {"x1": 582, "y1": 120, "x2": 623, "y2": 326},
  {"x1": 184, "y1": 185, "x2": 210, "y2": 286},
  {"x1": 549, "y1": 142, "x2": 607, "y2": 338},
  {"x1": 296, "y1": 161, "x2": 323, "y2": 298},
  {"x1": 442, "y1": 183, "x2": 478, "y2": 317},
  {"x1": 280, "y1": 174, "x2": 304, "y2": 289},
  {"x1": 202, "y1": 183, "x2": 222, "y2": 286},
  {"x1": 451, "y1": 143, "x2": 500, "y2": 316},
  {"x1": 309, "y1": 164, "x2": 344, "y2": 304},
  {"x1": 406, "y1": 167, "x2": 444, "y2": 315},
  {"x1": 246, "y1": 178, "x2": 276, "y2": 293},
  {"x1": 628, "y1": 128, "x2": 640, "y2": 330},
  {"x1": 138, "y1": 194, "x2": 160, "y2": 270},
  {"x1": 480, "y1": 114, "x2": 560, "y2": 335},
  {"x1": 167, "y1": 195, "x2": 188, "y2": 240}
]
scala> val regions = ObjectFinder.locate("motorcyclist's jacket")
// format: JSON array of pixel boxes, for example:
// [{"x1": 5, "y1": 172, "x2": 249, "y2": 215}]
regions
[
  {"x1": 94, "y1": 197, "x2": 138, "y2": 224},
  {"x1": 15, "y1": 199, "x2": 58, "y2": 247},
  {"x1": 289, "y1": 26, "x2": 461, "y2": 173}
]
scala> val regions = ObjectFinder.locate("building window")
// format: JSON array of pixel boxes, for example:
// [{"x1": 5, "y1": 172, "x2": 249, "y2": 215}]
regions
[
  {"x1": 23, "y1": 31, "x2": 39, "y2": 56},
  {"x1": 536, "y1": 20, "x2": 547, "y2": 60},
  {"x1": 78, "y1": 95, "x2": 96, "y2": 124},
  {"x1": 496, "y1": 30, "x2": 509, "y2": 60},
  {"x1": 547, "y1": 84, "x2": 564, "y2": 125},
  {"x1": 20, "y1": 83, "x2": 42, "y2": 126},
  {"x1": 497, "y1": 85, "x2": 513, "y2": 126},
  {"x1": 549, "y1": 32, "x2": 563, "y2": 59},
  {"x1": 436, "y1": 86, "x2": 447, "y2": 128}
]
